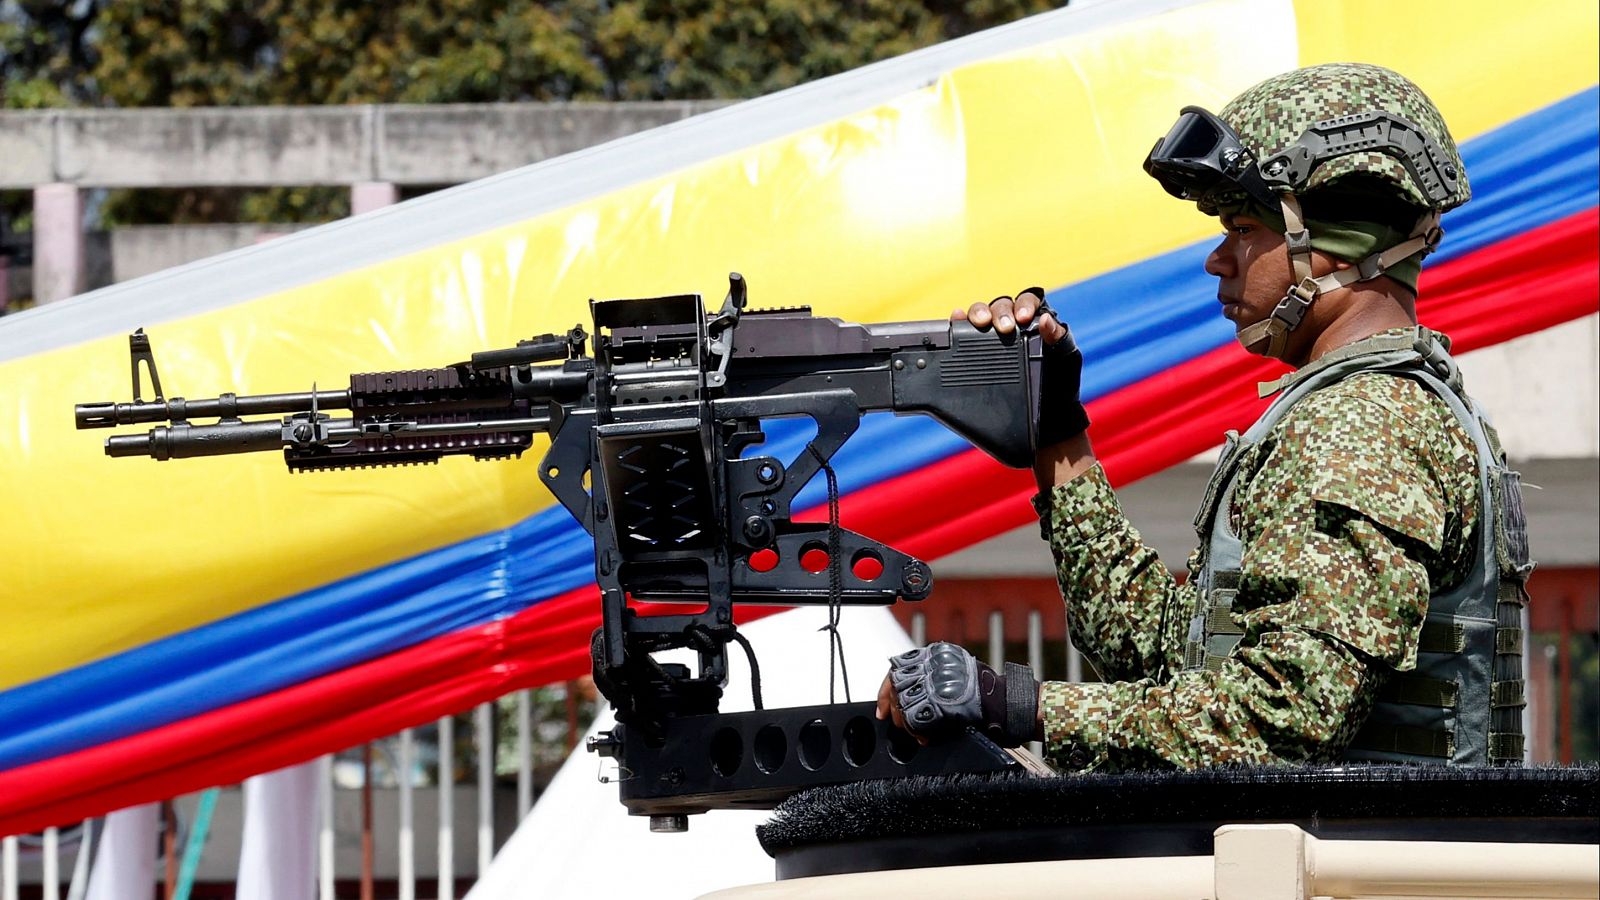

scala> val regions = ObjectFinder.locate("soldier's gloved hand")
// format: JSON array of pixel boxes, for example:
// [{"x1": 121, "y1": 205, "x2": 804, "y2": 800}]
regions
[
  {"x1": 875, "y1": 642, "x2": 1039, "y2": 748},
  {"x1": 954, "y1": 287, "x2": 1090, "y2": 447}
]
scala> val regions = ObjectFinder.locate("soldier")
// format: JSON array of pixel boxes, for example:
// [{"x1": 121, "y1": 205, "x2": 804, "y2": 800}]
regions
[{"x1": 878, "y1": 63, "x2": 1533, "y2": 770}]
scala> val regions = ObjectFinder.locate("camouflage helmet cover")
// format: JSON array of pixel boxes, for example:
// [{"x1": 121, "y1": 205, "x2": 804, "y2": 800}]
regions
[{"x1": 1218, "y1": 62, "x2": 1470, "y2": 213}]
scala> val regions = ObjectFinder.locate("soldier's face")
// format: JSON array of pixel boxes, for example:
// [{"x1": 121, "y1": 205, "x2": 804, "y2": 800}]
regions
[
  {"x1": 1204, "y1": 214, "x2": 1333, "y2": 363},
  {"x1": 1205, "y1": 214, "x2": 1290, "y2": 341}
]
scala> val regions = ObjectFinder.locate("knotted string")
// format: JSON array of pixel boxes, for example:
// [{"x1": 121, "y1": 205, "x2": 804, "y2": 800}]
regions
[{"x1": 807, "y1": 444, "x2": 850, "y2": 703}]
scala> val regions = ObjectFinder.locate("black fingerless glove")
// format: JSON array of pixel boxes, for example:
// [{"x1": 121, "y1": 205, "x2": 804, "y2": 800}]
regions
[
  {"x1": 887, "y1": 642, "x2": 1039, "y2": 748},
  {"x1": 1021, "y1": 288, "x2": 1090, "y2": 448}
]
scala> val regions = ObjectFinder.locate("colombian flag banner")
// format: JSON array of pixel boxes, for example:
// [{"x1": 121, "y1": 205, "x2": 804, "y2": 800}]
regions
[{"x1": 1, "y1": 0, "x2": 1595, "y2": 835}]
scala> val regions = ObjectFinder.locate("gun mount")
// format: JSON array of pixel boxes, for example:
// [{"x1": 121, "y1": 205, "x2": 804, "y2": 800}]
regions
[{"x1": 76, "y1": 274, "x2": 1052, "y2": 826}]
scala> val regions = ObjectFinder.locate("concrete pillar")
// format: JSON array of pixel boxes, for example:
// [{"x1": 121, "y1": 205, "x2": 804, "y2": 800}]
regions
[
  {"x1": 350, "y1": 181, "x2": 399, "y2": 216},
  {"x1": 32, "y1": 183, "x2": 85, "y2": 304}
]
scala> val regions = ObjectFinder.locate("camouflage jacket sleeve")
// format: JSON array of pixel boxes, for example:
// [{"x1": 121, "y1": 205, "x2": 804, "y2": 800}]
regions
[
  {"x1": 1040, "y1": 373, "x2": 1478, "y2": 771},
  {"x1": 1037, "y1": 464, "x2": 1192, "y2": 684}
]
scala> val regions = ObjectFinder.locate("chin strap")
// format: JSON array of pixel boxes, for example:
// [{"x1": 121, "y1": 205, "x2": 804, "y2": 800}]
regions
[{"x1": 1236, "y1": 194, "x2": 1445, "y2": 359}]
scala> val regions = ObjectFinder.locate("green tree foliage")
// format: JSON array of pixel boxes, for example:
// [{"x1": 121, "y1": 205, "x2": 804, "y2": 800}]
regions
[
  {"x1": 0, "y1": 1, "x2": 102, "y2": 234},
  {"x1": 3, "y1": 1, "x2": 1056, "y2": 222},
  {"x1": 0, "y1": 0, "x2": 100, "y2": 109},
  {"x1": 84, "y1": 0, "x2": 1056, "y2": 107}
]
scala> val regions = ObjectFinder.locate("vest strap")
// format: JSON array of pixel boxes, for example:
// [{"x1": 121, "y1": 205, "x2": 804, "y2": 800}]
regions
[
  {"x1": 1417, "y1": 618, "x2": 1466, "y2": 654},
  {"x1": 1352, "y1": 723, "x2": 1455, "y2": 759},
  {"x1": 1489, "y1": 731, "x2": 1526, "y2": 761},
  {"x1": 1256, "y1": 327, "x2": 1436, "y2": 397},
  {"x1": 1496, "y1": 627, "x2": 1524, "y2": 655},
  {"x1": 1491, "y1": 680, "x2": 1527, "y2": 708},
  {"x1": 1257, "y1": 371, "x2": 1297, "y2": 398},
  {"x1": 1378, "y1": 673, "x2": 1460, "y2": 708}
]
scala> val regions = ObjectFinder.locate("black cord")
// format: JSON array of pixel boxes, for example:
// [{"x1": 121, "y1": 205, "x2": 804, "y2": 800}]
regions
[
  {"x1": 731, "y1": 630, "x2": 764, "y2": 711},
  {"x1": 808, "y1": 445, "x2": 850, "y2": 704}
]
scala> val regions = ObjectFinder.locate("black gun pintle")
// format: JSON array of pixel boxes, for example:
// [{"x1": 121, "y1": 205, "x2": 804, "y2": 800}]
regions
[{"x1": 77, "y1": 287, "x2": 1049, "y2": 824}]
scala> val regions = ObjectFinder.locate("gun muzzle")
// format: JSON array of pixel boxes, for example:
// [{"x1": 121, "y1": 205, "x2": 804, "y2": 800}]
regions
[
  {"x1": 74, "y1": 402, "x2": 126, "y2": 429},
  {"x1": 105, "y1": 421, "x2": 286, "y2": 460}
]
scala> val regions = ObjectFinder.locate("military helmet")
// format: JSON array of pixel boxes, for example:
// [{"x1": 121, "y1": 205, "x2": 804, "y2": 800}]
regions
[
  {"x1": 1218, "y1": 62, "x2": 1469, "y2": 212},
  {"x1": 1143, "y1": 63, "x2": 1469, "y2": 360}
]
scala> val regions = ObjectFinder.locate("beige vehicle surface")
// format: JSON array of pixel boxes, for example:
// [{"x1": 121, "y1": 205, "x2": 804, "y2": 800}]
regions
[
  {"x1": 711, "y1": 766, "x2": 1600, "y2": 900},
  {"x1": 706, "y1": 824, "x2": 1600, "y2": 899}
]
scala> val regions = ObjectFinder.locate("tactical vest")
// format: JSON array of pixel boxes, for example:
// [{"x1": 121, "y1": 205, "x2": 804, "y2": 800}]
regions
[{"x1": 1183, "y1": 328, "x2": 1532, "y2": 766}]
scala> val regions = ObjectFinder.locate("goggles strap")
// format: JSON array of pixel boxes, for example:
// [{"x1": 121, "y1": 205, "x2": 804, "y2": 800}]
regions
[
  {"x1": 1236, "y1": 312, "x2": 1289, "y2": 358},
  {"x1": 1238, "y1": 277, "x2": 1314, "y2": 358},
  {"x1": 1305, "y1": 209, "x2": 1444, "y2": 296},
  {"x1": 1280, "y1": 195, "x2": 1316, "y2": 284}
]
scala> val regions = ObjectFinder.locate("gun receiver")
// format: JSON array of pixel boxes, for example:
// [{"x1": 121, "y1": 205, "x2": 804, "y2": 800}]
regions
[{"x1": 76, "y1": 274, "x2": 1048, "y2": 824}]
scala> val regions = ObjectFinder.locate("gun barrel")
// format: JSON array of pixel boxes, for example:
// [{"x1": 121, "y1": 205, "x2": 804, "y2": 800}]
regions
[
  {"x1": 105, "y1": 420, "x2": 286, "y2": 460},
  {"x1": 75, "y1": 390, "x2": 351, "y2": 429}
]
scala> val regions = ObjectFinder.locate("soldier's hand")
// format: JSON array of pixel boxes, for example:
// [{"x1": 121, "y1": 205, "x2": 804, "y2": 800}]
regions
[
  {"x1": 875, "y1": 642, "x2": 1040, "y2": 748},
  {"x1": 952, "y1": 287, "x2": 1070, "y2": 345},
  {"x1": 955, "y1": 287, "x2": 1090, "y2": 448}
]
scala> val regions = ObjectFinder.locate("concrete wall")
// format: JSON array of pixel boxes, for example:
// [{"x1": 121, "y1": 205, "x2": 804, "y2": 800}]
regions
[
  {"x1": 1458, "y1": 314, "x2": 1600, "y2": 460},
  {"x1": 6, "y1": 224, "x2": 315, "y2": 302},
  {"x1": 0, "y1": 103, "x2": 732, "y2": 189},
  {"x1": 109, "y1": 224, "x2": 313, "y2": 283}
]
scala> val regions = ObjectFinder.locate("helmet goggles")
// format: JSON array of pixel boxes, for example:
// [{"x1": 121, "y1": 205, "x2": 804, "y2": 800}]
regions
[
  {"x1": 1144, "y1": 105, "x2": 1462, "y2": 212},
  {"x1": 1143, "y1": 106, "x2": 1277, "y2": 209}
]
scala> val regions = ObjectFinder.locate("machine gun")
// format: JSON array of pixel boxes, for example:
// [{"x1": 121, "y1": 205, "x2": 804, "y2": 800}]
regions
[{"x1": 76, "y1": 274, "x2": 1051, "y2": 828}]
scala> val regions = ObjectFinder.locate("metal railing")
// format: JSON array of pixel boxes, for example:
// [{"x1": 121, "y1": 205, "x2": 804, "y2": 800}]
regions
[
  {"x1": 321, "y1": 687, "x2": 589, "y2": 899},
  {"x1": 1, "y1": 683, "x2": 591, "y2": 900}
]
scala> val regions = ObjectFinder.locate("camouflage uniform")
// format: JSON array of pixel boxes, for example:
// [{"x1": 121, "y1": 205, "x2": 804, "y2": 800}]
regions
[{"x1": 1035, "y1": 328, "x2": 1481, "y2": 771}]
